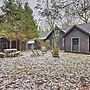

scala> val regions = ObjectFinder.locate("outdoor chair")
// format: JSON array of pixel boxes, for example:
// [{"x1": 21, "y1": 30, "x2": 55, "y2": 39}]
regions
[
  {"x1": 51, "y1": 48, "x2": 59, "y2": 58},
  {"x1": 31, "y1": 49, "x2": 40, "y2": 57},
  {"x1": 41, "y1": 46, "x2": 47, "y2": 55}
]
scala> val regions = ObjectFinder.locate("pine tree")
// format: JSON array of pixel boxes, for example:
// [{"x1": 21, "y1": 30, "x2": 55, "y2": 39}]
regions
[{"x1": 0, "y1": 0, "x2": 38, "y2": 43}]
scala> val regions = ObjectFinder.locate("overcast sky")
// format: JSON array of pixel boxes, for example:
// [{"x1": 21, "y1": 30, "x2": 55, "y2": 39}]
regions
[
  {"x1": 28, "y1": 0, "x2": 49, "y2": 30},
  {"x1": 0, "y1": 0, "x2": 3, "y2": 6},
  {"x1": 28, "y1": 0, "x2": 40, "y2": 20}
]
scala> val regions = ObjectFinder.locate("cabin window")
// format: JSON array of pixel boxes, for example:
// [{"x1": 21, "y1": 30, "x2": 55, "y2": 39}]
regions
[
  {"x1": 72, "y1": 38, "x2": 79, "y2": 45},
  {"x1": 54, "y1": 30, "x2": 59, "y2": 37}
]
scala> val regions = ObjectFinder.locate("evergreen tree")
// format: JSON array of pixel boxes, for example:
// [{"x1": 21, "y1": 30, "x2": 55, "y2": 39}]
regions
[{"x1": 0, "y1": 0, "x2": 38, "y2": 42}]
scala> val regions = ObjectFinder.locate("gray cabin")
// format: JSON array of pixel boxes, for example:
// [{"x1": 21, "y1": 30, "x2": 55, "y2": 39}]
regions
[
  {"x1": 64, "y1": 23, "x2": 90, "y2": 53},
  {"x1": 39, "y1": 26, "x2": 65, "y2": 49}
]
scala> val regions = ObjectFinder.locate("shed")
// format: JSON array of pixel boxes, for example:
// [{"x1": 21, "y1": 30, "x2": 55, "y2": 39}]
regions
[
  {"x1": 26, "y1": 39, "x2": 40, "y2": 50},
  {"x1": 39, "y1": 26, "x2": 65, "y2": 49},
  {"x1": 26, "y1": 39, "x2": 35, "y2": 50},
  {"x1": 64, "y1": 23, "x2": 90, "y2": 53}
]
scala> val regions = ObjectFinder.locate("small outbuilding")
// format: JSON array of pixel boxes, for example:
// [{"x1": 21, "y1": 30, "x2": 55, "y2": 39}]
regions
[
  {"x1": 39, "y1": 26, "x2": 65, "y2": 50},
  {"x1": 64, "y1": 23, "x2": 90, "y2": 53},
  {"x1": 0, "y1": 37, "x2": 21, "y2": 51},
  {"x1": 26, "y1": 39, "x2": 40, "y2": 50},
  {"x1": 26, "y1": 39, "x2": 35, "y2": 50}
]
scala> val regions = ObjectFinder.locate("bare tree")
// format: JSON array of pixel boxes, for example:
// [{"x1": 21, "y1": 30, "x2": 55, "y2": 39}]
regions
[
  {"x1": 35, "y1": 0, "x2": 78, "y2": 30},
  {"x1": 72, "y1": 0, "x2": 90, "y2": 23}
]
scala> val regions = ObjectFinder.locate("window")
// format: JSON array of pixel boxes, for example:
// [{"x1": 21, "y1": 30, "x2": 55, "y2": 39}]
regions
[
  {"x1": 72, "y1": 38, "x2": 79, "y2": 45},
  {"x1": 54, "y1": 30, "x2": 59, "y2": 37}
]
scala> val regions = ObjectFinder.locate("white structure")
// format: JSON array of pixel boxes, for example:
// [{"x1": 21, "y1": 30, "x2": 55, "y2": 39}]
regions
[{"x1": 26, "y1": 39, "x2": 35, "y2": 50}]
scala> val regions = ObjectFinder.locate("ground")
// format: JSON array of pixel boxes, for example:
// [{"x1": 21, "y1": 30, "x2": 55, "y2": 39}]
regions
[{"x1": 0, "y1": 51, "x2": 90, "y2": 90}]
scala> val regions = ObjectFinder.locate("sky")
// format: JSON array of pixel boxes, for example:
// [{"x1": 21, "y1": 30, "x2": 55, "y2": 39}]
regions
[
  {"x1": 28, "y1": 0, "x2": 40, "y2": 21},
  {"x1": 28, "y1": 0, "x2": 50, "y2": 30},
  {"x1": 0, "y1": 0, "x2": 3, "y2": 7}
]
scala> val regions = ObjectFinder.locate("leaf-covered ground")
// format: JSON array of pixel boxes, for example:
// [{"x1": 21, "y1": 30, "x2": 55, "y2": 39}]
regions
[{"x1": 0, "y1": 51, "x2": 90, "y2": 90}]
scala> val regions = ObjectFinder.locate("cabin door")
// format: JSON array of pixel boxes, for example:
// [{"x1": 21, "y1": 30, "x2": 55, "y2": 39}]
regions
[{"x1": 71, "y1": 37, "x2": 80, "y2": 52}]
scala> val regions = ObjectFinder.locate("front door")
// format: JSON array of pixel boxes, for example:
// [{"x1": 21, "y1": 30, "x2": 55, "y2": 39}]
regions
[{"x1": 71, "y1": 37, "x2": 80, "y2": 52}]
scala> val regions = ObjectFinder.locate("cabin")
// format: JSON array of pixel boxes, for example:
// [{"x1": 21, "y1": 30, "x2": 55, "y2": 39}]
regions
[
  {"x1": 0, "y1": 36, "x2": 26, "y2": 51},
  {"x1": 39, "y1": 26, "x2": 65, "y2": 49},
  {"x1": 64, "y1": 23, "x2": 90, "y2": 53}
]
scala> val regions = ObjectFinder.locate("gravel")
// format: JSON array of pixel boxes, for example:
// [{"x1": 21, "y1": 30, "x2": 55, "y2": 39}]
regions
[{"x1": 0, "y1": 50, "x2": 90, "y2": 90}]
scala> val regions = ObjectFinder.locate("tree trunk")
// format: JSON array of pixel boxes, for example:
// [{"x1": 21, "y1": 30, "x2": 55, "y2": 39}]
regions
[
  {"x1": 9, "y1": 40, "x2": 12, "y2": 49},
  {"x1": 19, "y1": 41, "x2": 22, "y2": 51},
  {"x1": 16, "y1": 39, "x2": 17, "y2": 50}
]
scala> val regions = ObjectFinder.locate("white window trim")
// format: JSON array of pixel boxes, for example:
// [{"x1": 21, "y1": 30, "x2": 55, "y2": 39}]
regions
[
  {"x1": 62, "y1": 38, "x2": 64, "y2": 47},
  {"x1": 87, "y1": 37, "x2": 89, "y2": 52},
  {"x1": 71, "y1": 37, "x2": 80, "y2": 52}
]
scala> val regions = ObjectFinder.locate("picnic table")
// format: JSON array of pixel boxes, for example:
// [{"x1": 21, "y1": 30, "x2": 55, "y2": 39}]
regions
[
  {"x1": 4, "y1": 49, "x2": 20, "y2": 57},
  {"x1": 4, "y1": 49, "x2": 17, "y2": 53}
]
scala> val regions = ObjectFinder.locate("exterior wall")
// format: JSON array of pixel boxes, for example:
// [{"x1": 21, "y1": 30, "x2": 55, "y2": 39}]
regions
[
  {"x1": 20, "y1": 42, "x2": 26, "y2": 51},
  {"x1": 49, "y1": 31, "x2": 60, "y2": 49},
  {"x1": 45, "y1": 31, "x2": 54, "y2": 49},
  {"x1": 11, "y1": 40, "x2": 20, "y2": 51},
  {"x1": 45, "y1": 30, "x2": 65, "y2": 50},
  {"x1": 27, "y1": 42, "x2": 39, "y2": 50},
  {"x1": 27, "y1": 44, "x2": 33, "y2": 50},
  {"x1": 59, "y1": 31, "x2": 65, "y2": 50},
  {"x1": 64, "y1": 27, "x2": 89, "y2": 53}
]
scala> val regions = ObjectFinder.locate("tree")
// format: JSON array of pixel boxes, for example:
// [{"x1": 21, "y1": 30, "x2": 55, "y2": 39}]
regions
[
  {"x1": 35, "y1": 0, "x2": 90, "y2": 30},
  {"x1": 35, "y1": 0, "x2": 78, "y2": 30},
  {"x1": 0, "y1": 0, "x2": 39, "y2": 49},
  {"x1": 71, "y1": 0, "x2": 90, "y2": 23}
]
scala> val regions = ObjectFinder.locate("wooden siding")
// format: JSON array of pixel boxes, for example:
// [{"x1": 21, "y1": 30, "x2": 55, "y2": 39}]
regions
[
  {"x1": 59, "y1": 31, "x2": 65, "y2": 50},
  {"x1": 64, "y1": 27, "x2": 89, "y2": 53}
]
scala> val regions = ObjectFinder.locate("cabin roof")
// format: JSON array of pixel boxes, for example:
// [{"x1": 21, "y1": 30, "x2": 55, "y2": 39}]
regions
[
  {"x1": 39, "y1": 31, "x2": 52, "y2": 40},
  {"x1": 64, "y1": 23, "x2": 90, "y2": 37}
]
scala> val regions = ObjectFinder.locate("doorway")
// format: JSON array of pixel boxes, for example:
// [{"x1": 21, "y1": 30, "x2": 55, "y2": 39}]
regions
[{"x1": 71, "y1": 37, "x2": 80, "y2": 52}]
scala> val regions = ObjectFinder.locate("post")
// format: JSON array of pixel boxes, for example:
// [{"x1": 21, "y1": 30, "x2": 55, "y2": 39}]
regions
[{"x1": 9, "y1": 39, "x2": 12, "y2": 49}]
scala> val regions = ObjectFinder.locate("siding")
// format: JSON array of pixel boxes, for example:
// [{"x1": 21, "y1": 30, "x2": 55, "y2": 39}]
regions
[
  {"x1": 59, "y1": 31, "x2": 65, "y2": 50},
  {"x1": 64, "y1": 27, "x2": 89, "y2": 53}
]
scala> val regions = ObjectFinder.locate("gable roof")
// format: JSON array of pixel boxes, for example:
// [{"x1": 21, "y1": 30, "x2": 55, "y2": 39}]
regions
[
  {"x1": 39, "y1": 31, "x2": 52, "y2": 40},
  {"x1": 39, "y1": 26, "x2": 66, "y2": 40},
  {"x1": 64, "y1": 23, "x2": 90, "y2": 37},
  {"x1": 27, "y1": 39, "x2": 35, "y2": 44},
  {"x1": 77, "y1": 23, "x2": 90, "y2": 33},
  {"x1": 54, "y1": 25, "x2": 66, "y2": 33}
]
